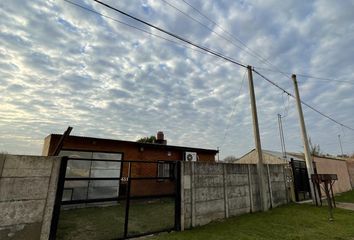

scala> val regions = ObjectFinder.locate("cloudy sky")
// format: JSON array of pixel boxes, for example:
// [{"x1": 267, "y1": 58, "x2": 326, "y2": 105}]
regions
[{"x1": 1, "y1": 0, "x2": 354, "y2": 159}]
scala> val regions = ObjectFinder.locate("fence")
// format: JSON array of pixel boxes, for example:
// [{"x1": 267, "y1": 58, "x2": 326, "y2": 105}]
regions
[
  {"x1": 0, "y1": 155, "x2": 62, "y2": 240},
  {"x1": 0, "y1": 155, "x2": 289, "y2": 239},
  {"x1": 180, "y1": 162, "x2": 288, "y2": 229}
]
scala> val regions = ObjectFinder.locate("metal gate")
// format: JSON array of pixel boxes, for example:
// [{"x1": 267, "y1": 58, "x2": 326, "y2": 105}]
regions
[
  {"x1": 50, "y1": 157, "x2": 181, "y2": 240},
  {"x1": 290, "y1": 159, "x2": 316, "y2": 202}
]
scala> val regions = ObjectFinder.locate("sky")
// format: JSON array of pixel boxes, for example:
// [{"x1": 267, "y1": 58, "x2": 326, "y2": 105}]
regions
[{"x1": 1, "y1": 0, "x2": 354, "y2": 159}]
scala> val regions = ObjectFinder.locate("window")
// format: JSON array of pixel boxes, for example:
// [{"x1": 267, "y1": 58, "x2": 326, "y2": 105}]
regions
[
  {"x1": 59, "y1": 150, "x2": 122, "y2": 201},
  {"x1": 157, "y1": 161, "x2": 172, "y2": 179}
]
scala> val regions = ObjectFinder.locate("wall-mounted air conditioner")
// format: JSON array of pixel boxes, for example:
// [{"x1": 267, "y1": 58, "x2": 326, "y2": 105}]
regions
[{"x1": 184, "y1": 152, "x2": 197, "y2": 162}]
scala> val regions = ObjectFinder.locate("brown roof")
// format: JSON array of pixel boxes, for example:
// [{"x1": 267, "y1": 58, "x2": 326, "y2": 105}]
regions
[{"x1": 48, "y1": 134, "x2": 218, "y2": 154}]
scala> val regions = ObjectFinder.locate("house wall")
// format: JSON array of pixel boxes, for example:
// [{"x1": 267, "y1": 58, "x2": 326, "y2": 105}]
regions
[
  {"x1": 0, "y1": 154, "x2": 61, "y2": 240},
  {"x1": 181, "y1": 162, "x2": 288, "y2": 229},
  {"x1": 346, "y1": 160, "x2": 354, "y2": 189},
  {"x1": 236, "y1": 150, "x2": 287, "y2": 164},
  {"x1": 43, "y1": 135, "x2": 216, "y2": 197},
  {"x1": 314, "y1": 156, "x2": 352, "y2": 193},
  {"x1": 237, "y1": 151, "x2": 352, "y2": 195}
]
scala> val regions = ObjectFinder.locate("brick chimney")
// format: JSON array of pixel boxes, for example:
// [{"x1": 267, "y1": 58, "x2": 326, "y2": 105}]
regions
[{"x1": 155, "y1": 131, "x2": 167, "y2": 145}]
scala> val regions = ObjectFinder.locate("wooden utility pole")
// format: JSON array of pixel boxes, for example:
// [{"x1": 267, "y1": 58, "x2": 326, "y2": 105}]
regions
[
  {"x1": 247, "y1": 65, "x2": 267, "y2": 211},
  {"x1": 292, "y1": 74, "x2": 316, "y2": 203}
]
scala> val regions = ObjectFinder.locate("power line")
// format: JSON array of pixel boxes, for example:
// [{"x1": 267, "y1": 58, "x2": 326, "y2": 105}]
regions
[
  {"x1": 280, "y1": 92, "x2": 291, "y2": 118},
  {"x1": 63, "y1": 0, "x2": 247, "y2": 74},
  {"x1": 179, "y1": 0, "x2": 292, "y2": 81},
  {"x1": 252, "y1": 69, "x2": 354, "y2": 132},
  {"x1": 63, "y1": 0, "x2": 212, "y2": 57},
  {"x1": 92, "y1": 0, "x2": 247, "y2": 68},
  {"x1": 220, "y1": 69, "x2": 247, "y2": 148},
  {"x1": 254, "y1": 66, "x2": 354, "y2": 85},
  {"x1": 161, "y1": 0, "x2": 264, "y2": 65},
  {"x1": 297, "y1": 74, "x2": 354, "y2": 84},
  {"x1": 68, "y1": 0, "x2": 354, "y2": 133}
]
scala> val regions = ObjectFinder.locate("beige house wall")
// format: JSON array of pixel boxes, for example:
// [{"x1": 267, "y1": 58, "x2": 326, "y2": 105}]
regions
[
  {"x1": 236, "y1": 150, "x2": 287, "y2": 165},
  {"x1": 236, "y1": 150, "x2": 352, "y2": 196},
  {"x1": 313, "y1": 156, "x2": 352, "y2": 194},
  {"x1": 345, "y1": 160, "x2": 354, "y2": 189}
]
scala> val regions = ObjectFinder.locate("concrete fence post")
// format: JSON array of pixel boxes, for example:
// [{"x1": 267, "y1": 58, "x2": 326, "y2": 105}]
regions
[
  {"x1": 0, "y1": 154, "x2": 5, "y2": 176},
  {"x1": 222, "y1": 164, "x2": 229, "y2": 218},
  {"x1": 282, "y1": 165, "x2": 289, "y2": 203},
  {"x1": 266, "y1": 164, "x2": 274, "y2": 208},
  {"x1": 247, "y1": 164, "x2": 254, "y2": 213},
  {"x1": 190, "y1": 161, "x2": 196, "y2": 227},
  {"x1": 180, "y1": 161, "x2": 185, "y2": 231}
]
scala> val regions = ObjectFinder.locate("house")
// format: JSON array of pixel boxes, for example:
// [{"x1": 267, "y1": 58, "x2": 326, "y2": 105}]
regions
[
  {"x1": 42, "y1": 131, "x2": 218, "y2": 198},
  {"x1": 235, "y1": 149, "x2": 352, "y2": 201},
  {"x1": 345, "y1": 158, "x2": 354, "y2": 189}
]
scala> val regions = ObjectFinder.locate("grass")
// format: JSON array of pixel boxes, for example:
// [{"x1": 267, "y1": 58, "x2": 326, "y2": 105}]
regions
[
  {"x1": 56, "y1": 197, "x2": 175, "y2": 240},
  {"x1": 336, "y1": 190, "x2": 354, "y2": 203},
  {"x1": 57, "y1": 199, "x2": 354, "y2": 240},
  {"x1": 150, "y1": 204, "x2": 354, "y2": 240}
]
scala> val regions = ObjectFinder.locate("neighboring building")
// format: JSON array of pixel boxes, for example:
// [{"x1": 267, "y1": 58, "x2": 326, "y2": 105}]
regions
[
  {"x1": 235, "y1": 149, "x2": 352, "y2": 200},
  {"x1": 236, "y1": 149, "x2": 294, "y2": 165},
  {"x1": 42, "y1": 132, "x2": 218, "y2": 198},
  {"x1": 345, "y1": 158, "x2": 354, "y2": 189}
]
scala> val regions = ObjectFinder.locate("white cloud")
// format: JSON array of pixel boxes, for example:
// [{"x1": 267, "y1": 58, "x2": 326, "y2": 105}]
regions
[{"x1": 0, "y1": 0, "x2": 353, "y2": 158}]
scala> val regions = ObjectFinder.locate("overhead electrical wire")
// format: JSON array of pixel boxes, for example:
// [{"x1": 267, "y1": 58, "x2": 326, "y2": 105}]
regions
[
  {"x1": 254, "y1": 66, "x2": 354, "y2": 85},
  {"x1": 92, "y1": 0, "x2": 247, "y2": 68},
  {"x1": 220, "y1": 69, "x2": 247, "y2": 149},
  {"x1": 179, "y1": 0, "x2": 293, "y2": 82},
  {"x1": 252, "y1": 69, "x2": 354, "y2": 132},
  {"x1": 161, "y1": 0, "x2": 264, "y2": 64},
  {"x1": 66, "y1": 0, "x2": 354, "y2": 133},
  {"x1": 63, "y1": 0, "x2": 211, "y2": 57}
]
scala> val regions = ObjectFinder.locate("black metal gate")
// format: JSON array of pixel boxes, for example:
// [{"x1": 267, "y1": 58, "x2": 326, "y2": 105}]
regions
[
  {"x1": 290, "y1": 159, "x2": 316, "y2": 202},
  {"x1": 50, "y1": 157, "x2": 181, "y2": 240}
]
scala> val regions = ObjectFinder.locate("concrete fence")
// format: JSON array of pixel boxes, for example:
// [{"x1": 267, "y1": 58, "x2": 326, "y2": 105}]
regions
[
  {"x1": 0, "y1": 155, "x2": 289, "y2": 239},
  {"x1": 0, "y1": 155, "x2": 61, "y2": 240},
  {"x1": 180, "y1": 162, "x2": 288, "y2": 229}
]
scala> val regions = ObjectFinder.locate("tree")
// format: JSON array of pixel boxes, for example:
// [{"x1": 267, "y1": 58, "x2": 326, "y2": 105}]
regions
[
  {"x1": 137, "y1": 136, "x2": 156, "y2": 143},
  {"x1": 309, "y1": 137, "x2": 322, "y2": 156}
]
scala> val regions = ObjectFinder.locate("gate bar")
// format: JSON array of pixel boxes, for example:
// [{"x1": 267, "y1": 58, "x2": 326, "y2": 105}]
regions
[
  {"x1": 174, "y1": 161, "x2": 181, "y2": 231},
  {"x1": 49, "y1": 157, "x2": 68, "y2": 240},
  {"x1": 123, "y1": 162, "x2": 132, "y2": 238}
]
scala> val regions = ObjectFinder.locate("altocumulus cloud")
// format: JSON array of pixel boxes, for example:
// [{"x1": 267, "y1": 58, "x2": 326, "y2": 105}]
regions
[{"x1": 0, "y1": 0, "x2": 354, "y2": 158}]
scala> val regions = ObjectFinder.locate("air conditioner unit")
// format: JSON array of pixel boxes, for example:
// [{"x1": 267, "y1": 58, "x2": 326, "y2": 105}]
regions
[{"x1": 184, "y1": 152, "x2": 197, "y2": 162}]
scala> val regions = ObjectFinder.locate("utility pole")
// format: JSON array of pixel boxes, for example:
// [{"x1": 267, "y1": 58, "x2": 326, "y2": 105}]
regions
[
  {"x1": 277, "y1": 114, "x2": 287, "y2": 158},
  {"x1": 292, "y1": 74, "x2": 317, "y2": 203},
  {"x1": 217, "y1": 147, "x2": 220, "y2": 162},
  {"x1": 338, "y1": 134, "x2": 344, "y2": 156},
  {"x1": 247, "y1": 65, "x2": 267, "y2": 211}
]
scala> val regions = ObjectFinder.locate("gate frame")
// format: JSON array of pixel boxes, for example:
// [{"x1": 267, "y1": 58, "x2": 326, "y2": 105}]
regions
[
  {"x1": 290, "y1": 158, "x2": 317, "y2": 202},
  {"x1": 49, "y1": 157, "x2": 181, "y2": 240}
]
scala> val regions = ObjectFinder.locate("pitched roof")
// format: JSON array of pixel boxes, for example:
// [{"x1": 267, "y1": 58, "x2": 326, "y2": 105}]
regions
[{"x1": 47, "y1": 134, "x2": 218, "y2": 154}]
